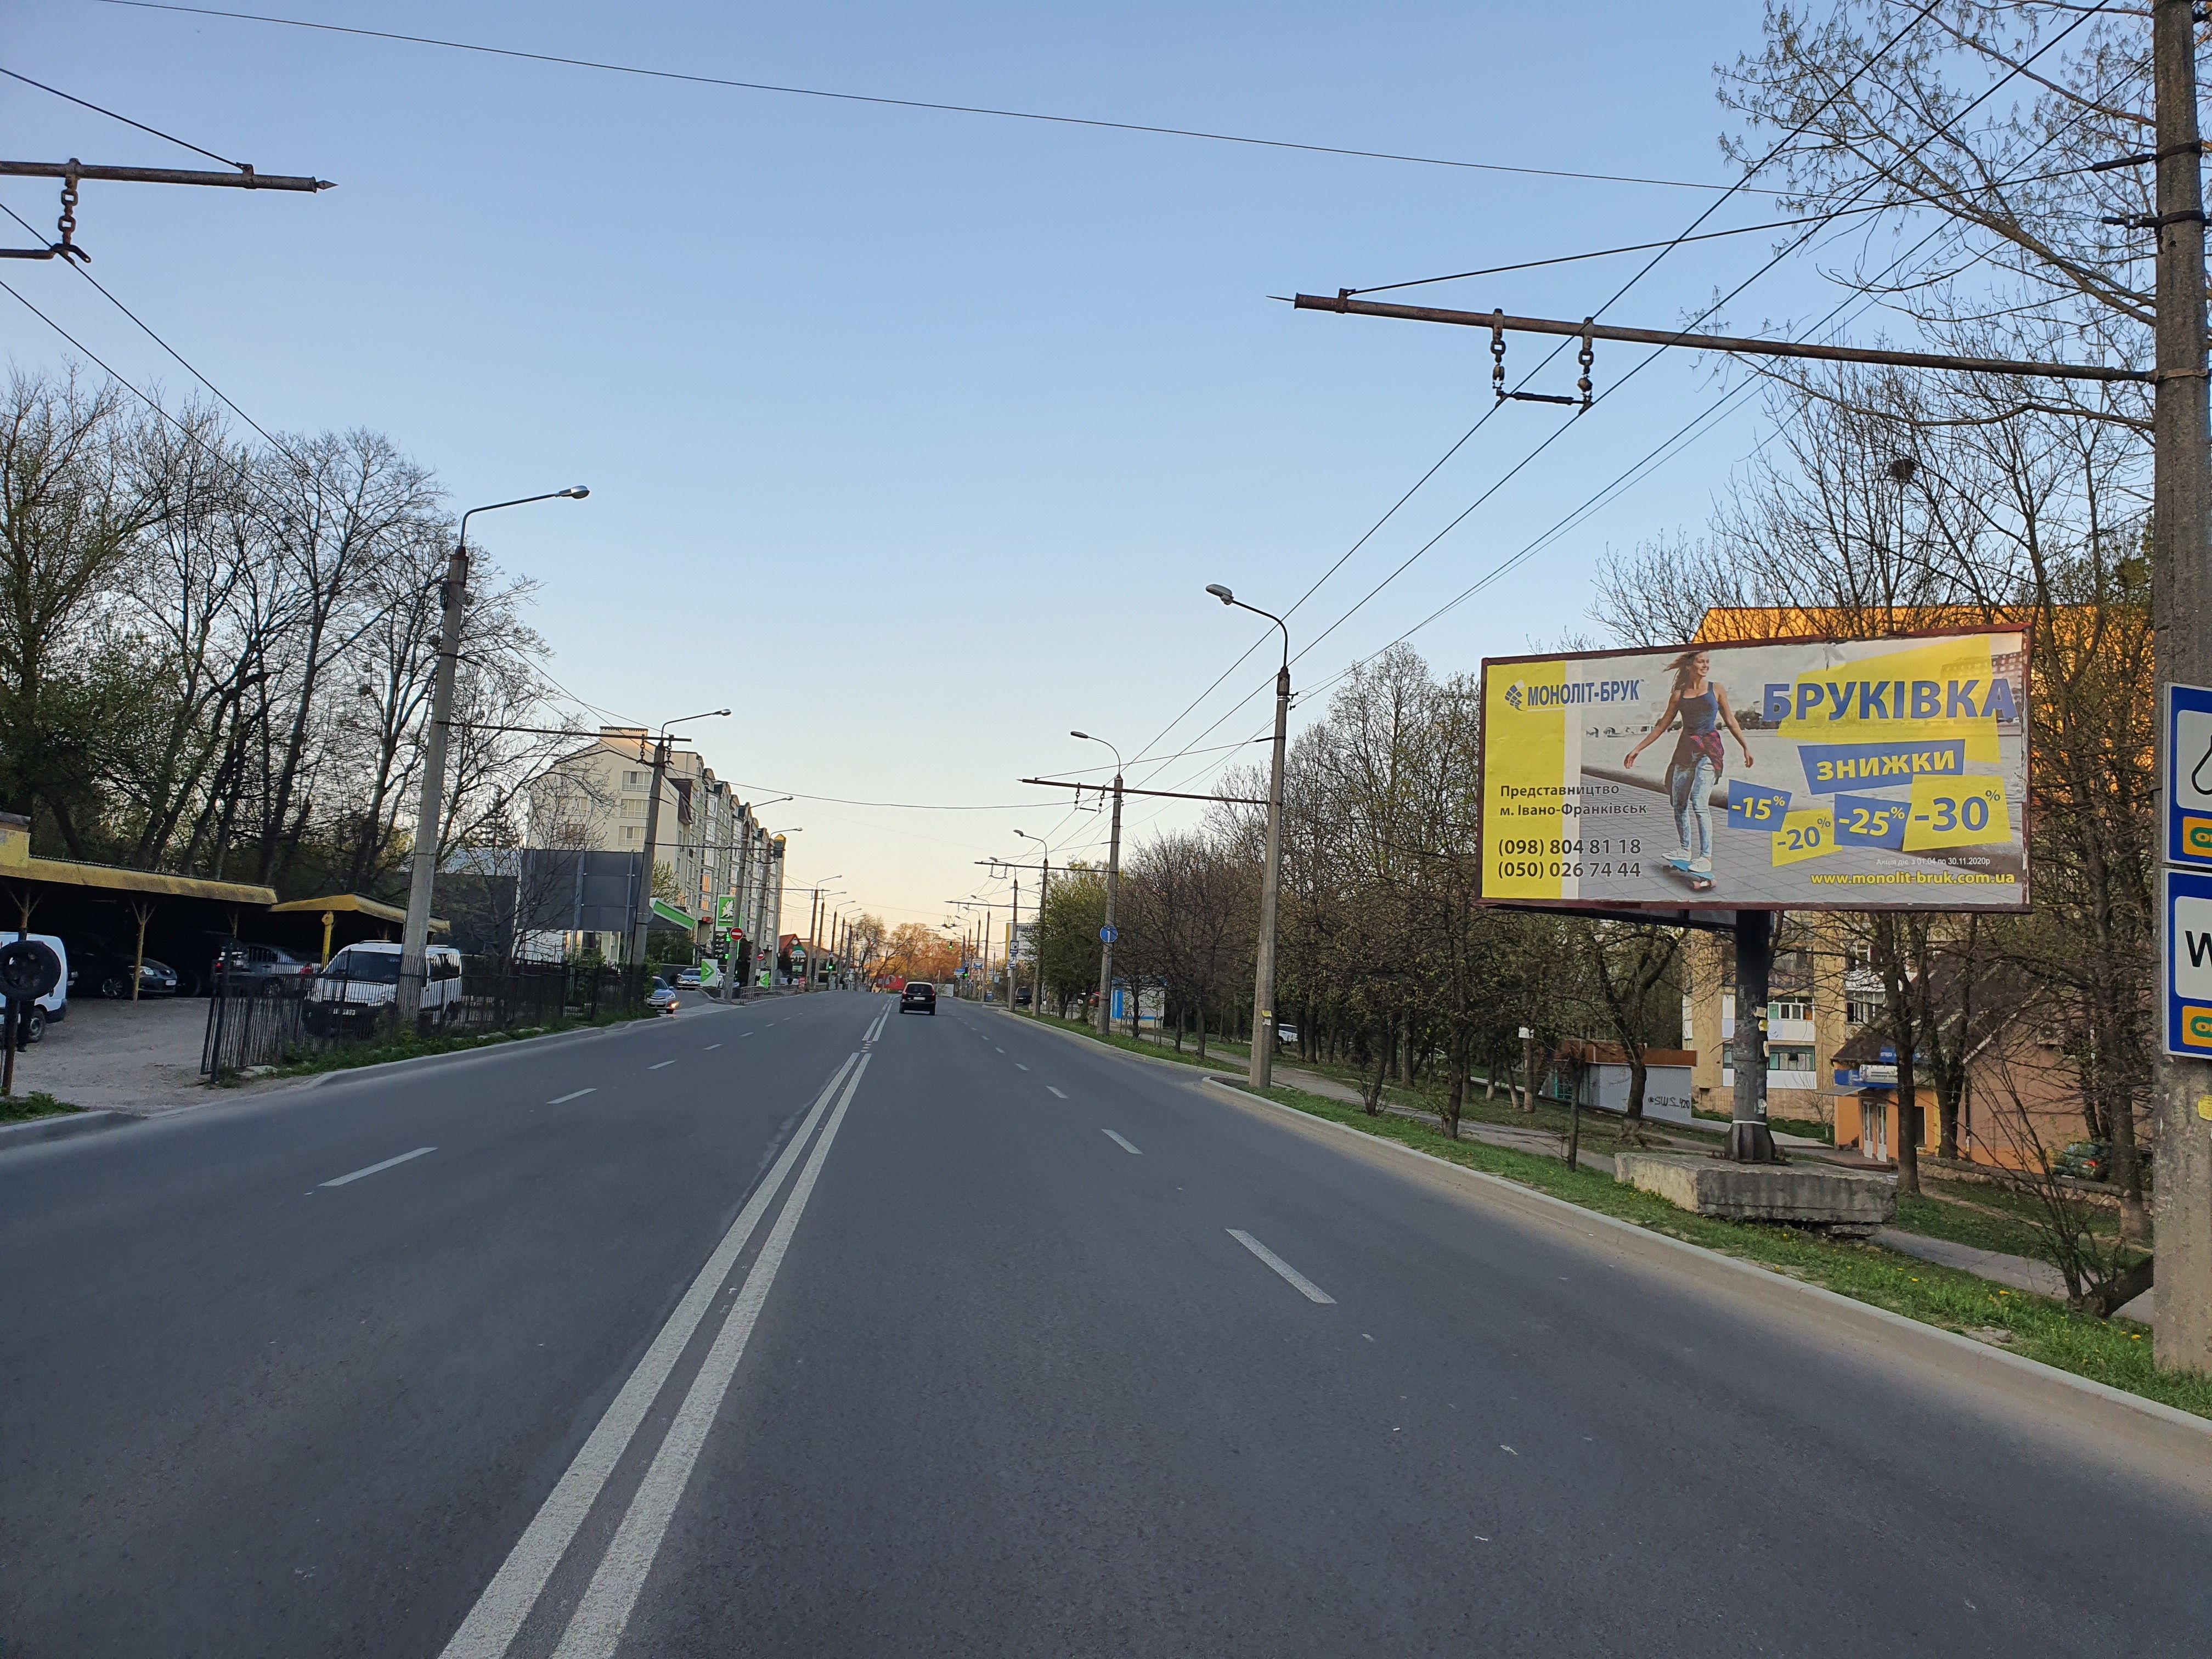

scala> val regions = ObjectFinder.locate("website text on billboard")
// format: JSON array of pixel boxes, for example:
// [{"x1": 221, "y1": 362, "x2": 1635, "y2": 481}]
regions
[{"x1": 1480, "y1": 629, "x2": 2029, "y2": 913}]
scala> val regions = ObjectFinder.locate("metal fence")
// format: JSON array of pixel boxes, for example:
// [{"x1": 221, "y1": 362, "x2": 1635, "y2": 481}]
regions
[{"x1": 200, "y1": 957, "x2": 651, "y2": 1081}]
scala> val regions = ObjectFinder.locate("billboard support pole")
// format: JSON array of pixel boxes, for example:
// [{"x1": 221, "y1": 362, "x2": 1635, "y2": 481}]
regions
[{"x1": 1729, "y1": 911, "x2": 1779, "y2": 1163}]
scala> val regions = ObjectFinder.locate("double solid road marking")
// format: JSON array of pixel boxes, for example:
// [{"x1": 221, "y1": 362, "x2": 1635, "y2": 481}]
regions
[{"x1": 438, "y1": 1050, "x2": 870, "y2": 1659}]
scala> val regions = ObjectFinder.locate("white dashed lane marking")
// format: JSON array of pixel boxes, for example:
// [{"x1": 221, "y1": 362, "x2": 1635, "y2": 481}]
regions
[
  {"x1": 320, "y1": 1147, "x2": 437, "y2": 1188},
  {"x1": 1227, "y1": 1229, "x2": 1336, "y2": 1305}
]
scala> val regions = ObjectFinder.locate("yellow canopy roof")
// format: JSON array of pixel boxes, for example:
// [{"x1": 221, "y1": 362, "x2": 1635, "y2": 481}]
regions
[{"x1": 269, "y1": 893, "x2": 450, "y2": 933}]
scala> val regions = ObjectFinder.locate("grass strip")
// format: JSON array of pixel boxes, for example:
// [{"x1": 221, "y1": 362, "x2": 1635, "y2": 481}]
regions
[
  {"x1": 240, "y1": 1007, "x2": 651, "y2": 1082},
  {"x1": 0, "y1": 1089, "x2": 81, "y2": 1122},
  {"x1": 1235, "y1": 1077, "x2": 2204, "y2": 1419}
]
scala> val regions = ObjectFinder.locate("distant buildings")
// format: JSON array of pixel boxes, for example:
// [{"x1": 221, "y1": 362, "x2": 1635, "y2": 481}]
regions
[{"x1": 523, "y1": 728, "x2": 782, "y2": 968}]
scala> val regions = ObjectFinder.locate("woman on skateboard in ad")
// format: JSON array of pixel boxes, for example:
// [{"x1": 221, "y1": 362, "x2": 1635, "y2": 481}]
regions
[{"x1": 1622, "y1": 648, "x2": 1754, "y2": 879}]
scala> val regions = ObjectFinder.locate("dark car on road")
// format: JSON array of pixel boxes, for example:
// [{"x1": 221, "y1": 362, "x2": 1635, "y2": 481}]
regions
[{"x1": 900, "y1": 981, "x2": 936, "y2": 1015}]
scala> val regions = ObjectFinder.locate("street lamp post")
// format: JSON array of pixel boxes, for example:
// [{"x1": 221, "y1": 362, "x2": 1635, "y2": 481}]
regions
[
  {"x1": 623, "y1": 709, "x2": 732, "y2": 970},
  {"x1": 1206, "y1": 584, "x2": 1291, "y2": 1090},
  {"x1": 1071, "y1": 731, "x2": 1124, "y2": 1036},
  {"x1": 398, "y1": 486, "x2": 588, "y2": 1026},
  {"x1": 1014, "y1": 828, "x2": 1050, "y2": 1020}
]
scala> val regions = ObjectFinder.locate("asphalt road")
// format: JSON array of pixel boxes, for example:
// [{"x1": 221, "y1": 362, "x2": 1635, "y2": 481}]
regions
[{"x1": 4, "y1": 990, "x2": 2208, "y2": 1656}]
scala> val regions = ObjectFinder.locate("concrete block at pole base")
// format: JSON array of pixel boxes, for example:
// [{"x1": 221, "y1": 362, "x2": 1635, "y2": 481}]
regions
[{"x1": 1613, "y1": 1152, "x2": 1897, "y2": 1237}]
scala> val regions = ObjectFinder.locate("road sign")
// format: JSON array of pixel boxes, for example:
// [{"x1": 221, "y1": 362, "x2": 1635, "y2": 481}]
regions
[
  {"x1": 1099, "y1": 924, "x2": 1118, "y2": 943},
  {"x1": 2166, "y1": 683, "x2": 2212, "y2": 869},
  {"x1": 2165, "y1": 867, "x2": 2212, "y2": 1058}
]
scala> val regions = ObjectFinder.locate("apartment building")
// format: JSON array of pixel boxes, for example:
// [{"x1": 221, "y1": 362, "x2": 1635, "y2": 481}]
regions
[
  {"x1": 1680, "y1": 924, "x2": 1885, "y2": 1132},
  {"x1": 526, "y1": 728, "x2": 782, "y2": 964}
]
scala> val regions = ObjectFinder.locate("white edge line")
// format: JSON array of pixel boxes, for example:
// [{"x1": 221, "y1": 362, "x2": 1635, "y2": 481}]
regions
[
  {"x1": 1102, "y1": 1129, "x2": 1142, "y2": 1155},
  {"x1": 1047, "y1": 1086, "x2": 1068, "y2": 1098},
  {"x1": 433, "y1": 1052, "x2": 857, "y2": 1659},
  {"x1": 1195, "y1": 1075, "x2": 2212, "y2": 1443},
  {"x1": 549, "y1": 1088, "x2": 596, "y2": 1105},
  {"x1": 550, "y1": 1051, "x2": 872, "y2": 1658},
  {"x1": 647, "y1": 1060, "x2": 676, "y2": 1070},
  {"x1": 320, "y1": 1146, "x2": 436, "y2": 1187},
  {"x1": 1227, "y1": 1228, "x2": 1335, "y2": 1304}
]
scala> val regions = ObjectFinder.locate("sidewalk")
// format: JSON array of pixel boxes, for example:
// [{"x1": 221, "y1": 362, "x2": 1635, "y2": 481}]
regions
[
  {"x1": 1268, "y1": 1063, "x2": 1621, "y2": 1174},
  {"x1": 1876, "y1": 1228, "x2": 2155, "y2": 1325}
]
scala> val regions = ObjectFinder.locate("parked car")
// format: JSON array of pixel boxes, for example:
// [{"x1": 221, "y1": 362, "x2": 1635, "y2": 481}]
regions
[
  {"x1": 213, "y1": 941, "x2": 319, "y2": 997},
  {"x1": 901, "y1": 981, "x2": 937, "y2": 1015},
  {"x1": 0, "y1": 931, "x2": 69, "y2": 1042},
  {"x1": 301, "y1": 941, "x2": 464, "y2": 1035},
  {"x1": 646, "y1": 977, "x2": 680, "y2": 1014},
  {"x1": 1015, "y1": 988, "x2": 1032, "y2": 1008},
  {"x1": 675, "y1": 966, "x2": 703, "y2": 990},
  {"x1": 66, "y1": 937, "x2": 179, "y2": 999},
  {"x1": 2055, "y1": 1141, "x2": 2153, "y2": 1183}
]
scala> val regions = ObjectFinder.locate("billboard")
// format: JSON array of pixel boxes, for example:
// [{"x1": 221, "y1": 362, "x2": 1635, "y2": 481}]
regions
[{"x1": 1480, "y1": 629, "x2": 2028, "y2": 912}]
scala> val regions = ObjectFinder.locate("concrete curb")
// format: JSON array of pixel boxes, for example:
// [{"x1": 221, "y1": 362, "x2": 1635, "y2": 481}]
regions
[
  {"x1": 0, "y1": 1109, "x2": 135, "y2": 1149},
  {"x1": 985, "y1": 1007, "x2": 1245, "y2": 1082},
  {"x1": 296, "y1": 1011, "x2": 686, "y2": 1092},
  {"x1": 1194, "y1": 1072, "x2": 2212, "y2": 1446}
]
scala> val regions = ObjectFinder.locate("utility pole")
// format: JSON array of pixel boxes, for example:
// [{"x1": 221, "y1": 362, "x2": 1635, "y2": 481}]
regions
[
  {"x1": 1206, "y1": 584, "x2": 1293, "y2": 1090},
  {"x1": 399, "y1": 488, "x2": 587, "y2": 1025},
  {"x1": 1031, "y1": 855, "x2": 1049, "y2": 1020},
  {"x1": 629, "y1": 712, "x2": 725, "y2": 973},
  {"x1": 1099, "y1": 776, "x2": 1124, "y2": 1034},
  {"x1": 1009, "y1": 876, "x2": 1020, "y2": 1010},
  {"x1": 2151, "y1": 0, "x2": 2212, "y2": 1373},
  {"x1": 806, "y1": 889, "x2": 821, "y2": 991},
  {"x1": 625, "y1": 732, "x2": 672, "y2": 970},
  {"x1": 1070, "y1": 732, "x2": 1127, "y2": 1035}
]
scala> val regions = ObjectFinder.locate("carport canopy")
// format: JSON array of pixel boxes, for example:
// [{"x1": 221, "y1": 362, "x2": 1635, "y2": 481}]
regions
[
  {"x1": 269, "y1": 893, "x2": 450, "y2": 960},
  {"x1": 0, "y1": 812, "x2": 280, "y2": 993}
]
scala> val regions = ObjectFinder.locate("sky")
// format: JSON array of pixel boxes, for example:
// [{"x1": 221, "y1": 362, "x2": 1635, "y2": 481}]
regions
[{"x1": 2, "y1": 0, "x2": 1899, "y2": 935}]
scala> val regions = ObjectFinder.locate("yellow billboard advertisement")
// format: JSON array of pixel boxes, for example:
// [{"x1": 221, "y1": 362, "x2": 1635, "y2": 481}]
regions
[{"x1": 1480, "y1": 629, "x2": 2029, "y2": 912}]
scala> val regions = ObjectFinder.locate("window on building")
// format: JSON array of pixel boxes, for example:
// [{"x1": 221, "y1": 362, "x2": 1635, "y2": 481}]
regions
[
  {"x1": 623, "y1": 770, "x2": 645, "y2": 788},
  {"x1": 1768, "y1": 998, "x2": 1811, "y2": 1023},
  {"x1": 1768, "y1": 1046, "x2": 1815, "y2": 1073},
  {"x1": 1846, "y1": 995, "x2": 1883, "y2": 1028},
  {"x1": 622, "y1": 826, "x2": 640, "y2": 842},
  {"x1": 622, "y1": 798, "x2": 647, "y2": 818}
]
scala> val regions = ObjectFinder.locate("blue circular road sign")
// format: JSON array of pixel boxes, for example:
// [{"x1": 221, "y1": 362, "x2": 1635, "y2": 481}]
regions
[{"x1": 1099, "y1": 924, "x2": 1119, "y2": 943}]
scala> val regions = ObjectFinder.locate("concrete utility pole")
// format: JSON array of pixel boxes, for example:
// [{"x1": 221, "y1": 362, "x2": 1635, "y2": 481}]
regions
[
  {"x1": 399, "y1": 488, "x2": 586, "y2": 1025},
  {"x1": 622, "y1": 710, "x2": 728, "y2": 970},
  {"x1": 2151, "y1": 0, "x2": 2211, "y2": 1373},
  {"x1": 1073, "y1": 732, "x2": 1127, "y2": 1036},
  {"x1": 1206, "y1": 584, "x2": 1292, "y2": 1090},
  {"x1": 627, "y1": 733, "x2": 672, "y2": 969}
]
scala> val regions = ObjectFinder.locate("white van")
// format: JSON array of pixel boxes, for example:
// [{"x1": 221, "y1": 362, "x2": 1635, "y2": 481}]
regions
[
  {"x1": 0, "y1": 931, "x2": 69, "y2": 1043},
  {"x1": 301, "y1": 941, "x2": 464, "y2": 1036}
]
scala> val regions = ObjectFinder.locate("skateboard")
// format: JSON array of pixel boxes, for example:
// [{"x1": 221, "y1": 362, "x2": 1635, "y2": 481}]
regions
[{"x1": 1663, "y1": 855, "x2": 1716, "y2": 893}]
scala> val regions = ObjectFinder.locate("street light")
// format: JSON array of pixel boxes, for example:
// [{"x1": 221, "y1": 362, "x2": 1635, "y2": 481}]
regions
[
  {"x1": 803, "y1": 877, "x2": 843, "y2": 991},
  {"x1": 1206, "y1": 582, "x2": 1292, "y2": 1089},
  {"x1": 623, "y1": 708, "x2": 732, "y2": 967},
  {"x1": 399, "y1": 485, "x2": 589, "y2": 1024},
  {"x1": 1013, "y1": 826, "x2": 1052, "y2": 1021},
  {"x1": 1070, "y1": 730, "x2": 1126, "y2": 1036}
]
